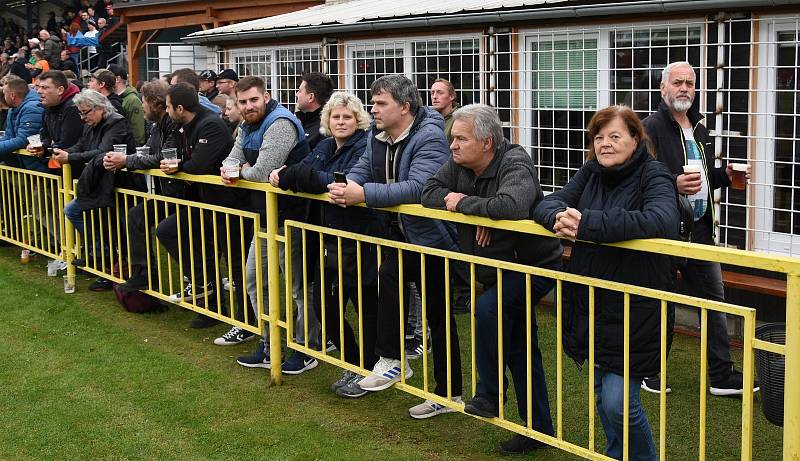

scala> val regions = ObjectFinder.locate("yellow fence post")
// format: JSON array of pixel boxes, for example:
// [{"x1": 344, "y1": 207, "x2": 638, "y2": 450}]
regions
[
  {"x1": 265, "y1": 188, "x2": 282, "y2": 385},
  {"x1": 61, "y1": 163, "x2": 75, "y2": 290},
  {"x1": 785, "y1": 274, "x2": 800, "y2": 461}
]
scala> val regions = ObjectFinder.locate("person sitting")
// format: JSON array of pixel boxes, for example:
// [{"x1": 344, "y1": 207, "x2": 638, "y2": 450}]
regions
[
  {"x1": 52, "y1": 89, "x2": 136, "y2": 292},
  {"x1": 422, "y1": 103, "x2": 561, "y2": 452},
  {"x1": 533, "y1": 105, "x2": 679, "y2": 461},
  {"x1": 270, "y1": 91, "x2": 380, "y2": 396}
]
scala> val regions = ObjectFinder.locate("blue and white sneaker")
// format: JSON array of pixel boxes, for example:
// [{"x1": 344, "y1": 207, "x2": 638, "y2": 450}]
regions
[
  {"x1": 357, "y1": 356, "x2": 413, "y2": 391},
  {"x1": 281, "y1": 351, "x2": 318, "y2": 375},
  {"x1": 236, "y1": 339, "x2": 270, "y2": 369},
  {"x1": 409, "y1": 396, "x2": 463, "y2": 419}
]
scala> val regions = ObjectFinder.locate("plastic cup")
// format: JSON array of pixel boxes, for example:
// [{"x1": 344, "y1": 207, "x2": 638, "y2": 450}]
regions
[
  {"x1": 222, "y1": 158, "x2": 240, "y2": 178},
  {"x1": 161, "y1": 147, "x2": 179, "y2": 168},
  {"x1": 63, "y1": 275, "x2": 75, "y2": 294},
  {"x1": 135, "y1": 146, "x2": 150, "y2": 157},
  {"x1": 27, "y1": 134, "x2": 42, "y2": 147},
  {"x1": 113, "y1": 144, "x2": 127, "y2": 154},
  {"x1": 47, "y1": 260, "x2": 58, "y2": 277},
  {"x1": 0, "y1": 131, "x2": 6, "y2": 138},
  {"x1": 731, "y1": 163, "x2": 748, "y2": 190},
  {"x1": 683, "y1": 164, "x2": 701, "y2": 174}
]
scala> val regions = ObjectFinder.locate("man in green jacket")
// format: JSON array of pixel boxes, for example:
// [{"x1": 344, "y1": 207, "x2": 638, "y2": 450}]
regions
[{"x1": 108, "y1": 64, "x2": 145, "y2": 145}]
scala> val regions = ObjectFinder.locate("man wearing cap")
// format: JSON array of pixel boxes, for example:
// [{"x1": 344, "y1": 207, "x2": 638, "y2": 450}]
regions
[
  {"x1": 108, "y1": 64, "x2": 145, "y2": 145},
  {"x1": 198, "y1": 70, "x2": 219, "y2": 101},
  {"x1": 215, "y1": 69, "x2": 238, "y2": 98},
  {"x1": 87, "y1": 69, "x2": 123, "y2": 114}
]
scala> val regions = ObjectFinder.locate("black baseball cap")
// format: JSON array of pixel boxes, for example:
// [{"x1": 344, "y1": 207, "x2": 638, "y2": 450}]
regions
[
  {"x1": 199, "y1": 70, "x2": 217, "y2": 81},
  {"x1": 217, "y1": 69, "x2": 238, "y2": 81}
]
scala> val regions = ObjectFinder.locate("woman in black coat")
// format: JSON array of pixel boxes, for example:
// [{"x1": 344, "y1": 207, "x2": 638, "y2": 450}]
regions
[
  {"x1": 533, "y1": 105, "x2": 679, "y2": 461},
  {"x1": 270, "y1": 92, "x2": 380, "y2": 397}
]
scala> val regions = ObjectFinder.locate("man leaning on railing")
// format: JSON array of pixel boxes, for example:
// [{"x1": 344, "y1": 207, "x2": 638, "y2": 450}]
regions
[
  {"x1": 327, "y1": 74, "x2": 463, "y2": 418},
  {"x1": 422, "y1": 103, "x2": 561, "y2": 454}
]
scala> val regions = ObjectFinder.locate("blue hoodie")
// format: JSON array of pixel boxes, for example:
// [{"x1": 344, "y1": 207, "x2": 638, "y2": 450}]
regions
[{"x1": 0, "y1": 88, "x2": 45, "y2": 172}]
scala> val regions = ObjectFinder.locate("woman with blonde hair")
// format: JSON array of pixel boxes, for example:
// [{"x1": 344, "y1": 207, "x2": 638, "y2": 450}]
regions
[{"x1": 270, "y1": 91, "x2": 381, "y2": 396}]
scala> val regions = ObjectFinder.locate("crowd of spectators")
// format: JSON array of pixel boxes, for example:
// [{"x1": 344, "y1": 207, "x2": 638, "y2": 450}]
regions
[
  {"x1": 0, "y1": 0, "x2": 120, "y2": 87},
  {"x1": 0, "y1": 58, "x2": 761, "y2": 459}
]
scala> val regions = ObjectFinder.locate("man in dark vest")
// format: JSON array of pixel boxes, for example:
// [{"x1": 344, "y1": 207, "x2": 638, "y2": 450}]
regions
[{"x1": 218, "y1": 76, "x2": 315, "y2": 374}]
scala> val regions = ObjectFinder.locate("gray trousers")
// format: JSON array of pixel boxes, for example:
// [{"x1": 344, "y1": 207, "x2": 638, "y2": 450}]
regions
[{"x1": 245, "y1": 226, "x2": 320, "y2": 349}]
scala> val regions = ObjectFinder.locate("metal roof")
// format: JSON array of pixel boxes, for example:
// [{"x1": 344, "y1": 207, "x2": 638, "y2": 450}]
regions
[
  {"x1": 113, "y1": 0, "x2": 197, "y2": 9},
  {"x1": 186, "y1": 0, "x2": 566, "y2": 39},
  {"x1": 183, "y1": 0, "x2": 793, "y2": 43}
]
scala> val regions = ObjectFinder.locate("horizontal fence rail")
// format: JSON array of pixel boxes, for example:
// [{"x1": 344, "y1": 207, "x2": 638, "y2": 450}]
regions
[{"x1": 0, "y1": 154, "x2": 796, "y2": 460}]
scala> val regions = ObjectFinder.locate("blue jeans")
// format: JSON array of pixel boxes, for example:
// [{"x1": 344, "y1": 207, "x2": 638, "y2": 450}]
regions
[
  {"x1": 475, "y1": 271, "x2": 555, "y2": 434},
  {"x1": 594, "y1": 369, "x2": 658, "y2": 461}
]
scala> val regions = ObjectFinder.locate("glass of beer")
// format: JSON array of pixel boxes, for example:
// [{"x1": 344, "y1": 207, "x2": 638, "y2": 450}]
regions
[
  {"x1": 161, "y1": 148, "x2": 179, "y2": 168},
  {"x1": 113, "y1": 144, "x2": 128, "y2": 154},
  {"x1": 27, "y1": 134, "x2": 43, "y2": 155},
  {"x1": 730, "y1": 163, "x2": 748, "y2": 190}
]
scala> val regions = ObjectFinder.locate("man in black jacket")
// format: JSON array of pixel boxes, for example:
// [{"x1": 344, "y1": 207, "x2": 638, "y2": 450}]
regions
[
  {"x1": 154, "y1": 82, "x2": 247, "y2": 329},
  {"x1": 422, "y1": 104, "x2": 560, "y2": 452},
  {"x1": 295, "y1": 72, "x2": 333, "y2": 151},
  {"x1": 33, "y1": 71, "x2": 82, "y2": 156},
  {"x1": 642, "y1": 61, "x2": 756, "y2": 397}
]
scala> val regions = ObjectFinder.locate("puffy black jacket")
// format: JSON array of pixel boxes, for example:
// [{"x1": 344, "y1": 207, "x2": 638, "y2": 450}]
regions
[
  {"x1": 422, "y1": 140, "x2": 563, "y2": 286},
  {"x1": 278, "y1": 129, "x2": 381, "y2": 285},
  {"x1": 533, "y1": 143, "x2": 679, "y2": 377}
]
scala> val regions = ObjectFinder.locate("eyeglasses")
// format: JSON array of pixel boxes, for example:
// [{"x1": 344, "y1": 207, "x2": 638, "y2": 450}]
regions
[{"x1": 78, "y1": 108, "x2": 94, "y2": 118}]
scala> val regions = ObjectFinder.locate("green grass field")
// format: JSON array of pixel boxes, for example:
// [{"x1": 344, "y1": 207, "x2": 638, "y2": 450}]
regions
[{"x1": 0, "y1": 247, "x2": 784, "y2": 460}]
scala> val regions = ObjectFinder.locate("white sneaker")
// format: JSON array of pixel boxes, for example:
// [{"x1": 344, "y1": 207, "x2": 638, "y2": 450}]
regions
[
  {"x1": 358, "y1": 356, "x2": 413, "y2": 391},
  {"x1": 409, "y1": 396, "x2": 463, "y2": 419}
]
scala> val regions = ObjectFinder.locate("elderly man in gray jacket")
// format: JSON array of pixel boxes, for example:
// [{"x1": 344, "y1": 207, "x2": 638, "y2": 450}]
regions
[
  {"x1": 328, "y1": 75, "x2": 462, "y2": 417},
  {"x1": 422, "y1": 104, "x2": 561, "y2": 454}
]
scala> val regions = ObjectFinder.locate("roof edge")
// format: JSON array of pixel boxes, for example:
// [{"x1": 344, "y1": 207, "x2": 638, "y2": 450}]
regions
[{"x1": 182, "y1": 0, "x2": 790, "y2": 44}]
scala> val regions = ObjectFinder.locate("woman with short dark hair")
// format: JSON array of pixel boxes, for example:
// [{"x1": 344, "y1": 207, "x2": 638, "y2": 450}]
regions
[{"x1": 533, "y1": 105, "x2": 680, "y2": 461}]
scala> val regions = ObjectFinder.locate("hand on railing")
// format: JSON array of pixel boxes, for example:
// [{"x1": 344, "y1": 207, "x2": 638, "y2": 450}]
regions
[
  {"x1": 103, "y1": 152, "x2": 127, "y2": 171},
  {"x1": 327, "y1": 180, "x2": 364, "y2": 208},
  {"x1": 554, "y1": 208, "x2": 582, "y2": 242}
]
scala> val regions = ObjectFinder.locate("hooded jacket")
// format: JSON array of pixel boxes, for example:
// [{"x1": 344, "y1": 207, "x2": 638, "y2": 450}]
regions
[
  {"x1": 347, "y1": 106, "x2": 458, "y2": 252},
  {"x1": 125, "y1": 113, "x2": 181, "y2": 197},
  {"x1": 422, "y1": 140, "x2": 563, "y2": 286},
  {"x1": 119, "y1": 85, "x2": 145, "y2": 145},
  {"x1": 42, "y1": 82, "x2": 82, "y2": 151},
  {"x1": 533, "y1": 143, "x2": 679, "y2": 377},
  {"x1": 0, "y1": 88, "x2": 44, "y2": 171}
]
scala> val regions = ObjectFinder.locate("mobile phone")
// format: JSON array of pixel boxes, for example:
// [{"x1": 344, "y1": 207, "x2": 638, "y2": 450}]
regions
[{"x1": 334, "y1": 171, "x2": 347, "y2": 184}]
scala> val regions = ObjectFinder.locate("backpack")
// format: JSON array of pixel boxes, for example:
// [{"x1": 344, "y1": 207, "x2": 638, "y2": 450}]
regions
[{"x1": 111, "y1": 262, "x2": 164, "y2": 314}]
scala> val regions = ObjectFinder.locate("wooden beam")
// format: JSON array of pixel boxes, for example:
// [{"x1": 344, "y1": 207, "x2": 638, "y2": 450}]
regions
[
  {"x1": 128, "y1": 13, "x2": 217, "y2": 32},
  {"x1": 127, "y1": 28, "x2": 141, "y2": 88},
  {"x1": 0, "y1": 4, "x2": 26, "y2": 19},
  {"x1": 126, "y1": 1, "x2": 318, "y2": 31},
  {"x1": 120, "y1": 0, "x2": 319, "y2": 18},
  {"x1": 139, "y1": 30, "x2": 160, "y2": 54}
]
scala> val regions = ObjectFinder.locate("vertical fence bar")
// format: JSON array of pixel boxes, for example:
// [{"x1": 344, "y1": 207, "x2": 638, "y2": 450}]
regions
[
  {"x1": 496, "y1": 268, "x2": 504, "y2": 421},
  {"x1": 556, "y1": 279, "x2": 563, "y2": 440},
  {"x1": 783, "y1": 274, "x2": 800, "y2": 461},
  {"x1": 526, "y1": 274, "x2": 533, "y2": 430},
  {"x1": 623, "y1": 293, "x2": 630, "y2": 461},
  {"x1": 266, "y1": 190, "x2": 282, "y2": 385},
  {"x1": 699, "y1": 308, "x2": 708, "y2": 461},
  {"x1": 659, "y1": 299, "x2": 668, "y2": 459},
  {"x1": 62, "y1": 164, "x2": 75, "y2": 289},
  {"x1": 740, "y1": 311, "x2": 755, "y2": 461},
  {"x1": 588, "y1": 285, "x2": 595, "y2": 452}
]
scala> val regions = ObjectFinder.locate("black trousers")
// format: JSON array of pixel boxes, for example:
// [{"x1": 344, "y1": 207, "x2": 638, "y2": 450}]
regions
[
  {"x1": 156, "y1": 206, "x2": 253, "y2": 321},
  {"x1": 375, "y1": 246, "x2": 463, "y2": 397}
]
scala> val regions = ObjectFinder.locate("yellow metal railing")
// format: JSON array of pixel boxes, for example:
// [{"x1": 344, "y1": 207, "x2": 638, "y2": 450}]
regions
[{"x1": 0, "y1": 157, "x2": 796, "y2": 460}]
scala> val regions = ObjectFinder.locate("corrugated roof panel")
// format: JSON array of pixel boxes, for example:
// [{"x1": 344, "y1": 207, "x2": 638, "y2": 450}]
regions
[{"x1": 187, "y1": 0, "x2": 563, "y2": 37}]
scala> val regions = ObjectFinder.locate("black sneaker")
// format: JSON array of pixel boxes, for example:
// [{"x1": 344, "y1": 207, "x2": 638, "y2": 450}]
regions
[
  {"x1": 464, "y1": 395, "x2": 499, "y2": 418},
  {"x1": 88, "y1": 278, "x2": 113, "y2": 292},
  {"x1": 453, "y1": 293, "x2": 471, "y2": 314},
  {"x1": 499, "y1": 434, "x2": 548, "y2": 455},
  {"x1": 641, "y1": 375, "x2": 671, "y2": 394},
  {"x1": 72, "y1": 258, "x2": 86, "y2": 268},
  {"x1": 405, "y1": 337, "x2": 431, "y2": 360},
  {"x1": 213, "y1": 326, "x2": 256, "y2": 346},
  {"x1": 118, "y1": 266, "x2": 149, "y2": 293},
  {"x1": 710, "y1": 370, "x2": 760, "y2": 396},
  {"x1": 236, "y1": 340, "x2": 270, "y2": 369},
  {"x1": 170, "y1": 282, "x2": 215, "y2": 302},
  {"x1": 189, "y1": 313, "x2": 221, "y2": 329}
]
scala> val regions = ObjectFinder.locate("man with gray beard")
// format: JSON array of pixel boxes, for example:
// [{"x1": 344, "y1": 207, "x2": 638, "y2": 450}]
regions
[{"x1": 641, "y1": 61, "x2": 756, "y2": 397}]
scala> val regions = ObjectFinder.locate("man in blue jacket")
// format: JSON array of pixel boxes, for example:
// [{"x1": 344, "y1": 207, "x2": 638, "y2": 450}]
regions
[
  {"x1": 328, "y1": 75, "x2": 462, "y2": 419},
  {"x1": 0, "y1": 75, "x2": 44, "y2": 170}
]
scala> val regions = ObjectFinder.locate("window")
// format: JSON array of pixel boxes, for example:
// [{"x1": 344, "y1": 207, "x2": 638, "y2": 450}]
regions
[
  {"x1": 524, "y1": 33, "x2": 599, "y2": 192},
  {"x1": 275, "y1": 47, "x2": 322, "y2": 111}
]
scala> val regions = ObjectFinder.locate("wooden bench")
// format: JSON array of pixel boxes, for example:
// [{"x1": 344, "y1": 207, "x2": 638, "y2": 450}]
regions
[{"x1": 560, "y1": 246, "x2": 787, "y2": 298}]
